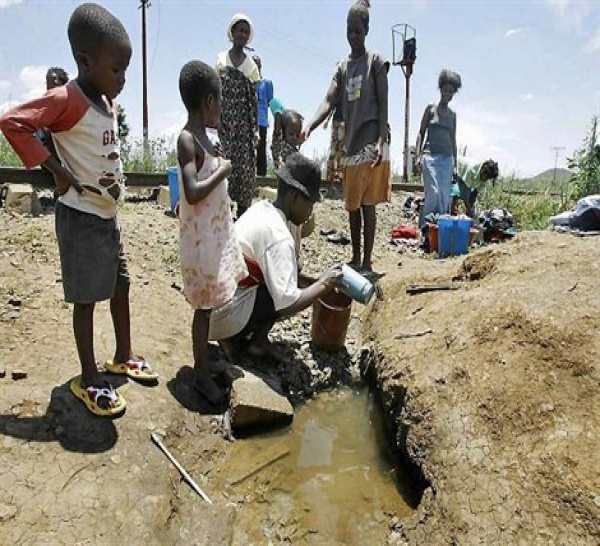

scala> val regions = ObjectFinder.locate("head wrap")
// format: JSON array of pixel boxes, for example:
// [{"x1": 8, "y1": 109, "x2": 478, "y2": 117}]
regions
[{"x1": 227, "y1": 13, "x2": 254, "y2": 45}]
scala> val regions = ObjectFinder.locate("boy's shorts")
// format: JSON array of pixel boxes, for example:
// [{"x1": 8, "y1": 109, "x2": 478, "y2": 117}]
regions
[
  {"x1": 55, "y1": 201, "x2": 129, "y2": 304},
  {"x1": 342, "y1": 143, "x2": 391, "y2": 212}
]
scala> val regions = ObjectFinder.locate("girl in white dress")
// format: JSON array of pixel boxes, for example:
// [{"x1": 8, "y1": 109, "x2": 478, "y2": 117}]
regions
[{"x1": 177, "y1": 60, "x2": 247, "y2": 405}]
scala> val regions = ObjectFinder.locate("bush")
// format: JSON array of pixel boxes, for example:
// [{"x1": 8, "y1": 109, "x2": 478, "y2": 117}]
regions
[
  {"x1": 121, "y1": 137, "x2": 177, "y2": 173},
  {"x1": 568, "y1": 117, "x2": 600, "y2": 199},
  {"x1": 0, "y1": 135, "x2": 23, "y2": 167},
  {"x1": 477, "y1": 176, "x2": 577, "y2": 231}
]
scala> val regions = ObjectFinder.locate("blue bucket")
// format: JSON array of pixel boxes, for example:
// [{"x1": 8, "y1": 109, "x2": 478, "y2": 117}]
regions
[
  {"x1": 437, "y1": 217, "x2": 472, "y2": 257},
  {"x1": 166, "y1": 167, "x2": 179, "y2": 213}
]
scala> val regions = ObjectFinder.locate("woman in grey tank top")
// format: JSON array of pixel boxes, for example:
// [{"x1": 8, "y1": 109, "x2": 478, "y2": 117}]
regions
[{"x1": 415, "y1": 69, "x2": 461, "y2": 229}]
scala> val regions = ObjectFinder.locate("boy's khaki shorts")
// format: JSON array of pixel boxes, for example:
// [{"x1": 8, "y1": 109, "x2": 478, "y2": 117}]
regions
[
  {"x1": 342, "y1": 143, "x2": 391, "y2": 212},
  {"x1": 55, "y1": 201, "x2": 129, "y2": 304}
]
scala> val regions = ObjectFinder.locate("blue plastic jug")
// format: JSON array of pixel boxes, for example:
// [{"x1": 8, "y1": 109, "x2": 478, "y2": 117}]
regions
[
  {"x1": 166, "y1": 167, "x2": 179, "y2": 213},
  {"x1": 337, "y1": 264, "x2": 375, "y2": 304}
]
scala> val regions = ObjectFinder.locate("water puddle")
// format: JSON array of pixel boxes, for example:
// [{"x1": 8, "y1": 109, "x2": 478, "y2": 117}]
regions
[{"x1": 215, "y1": 387, "x2": 415, "y2": 544}]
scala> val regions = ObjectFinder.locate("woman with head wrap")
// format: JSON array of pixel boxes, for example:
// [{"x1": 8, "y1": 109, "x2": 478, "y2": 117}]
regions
[{"x1": 216, "y1": 13, "x2": 260, "y2": 218}]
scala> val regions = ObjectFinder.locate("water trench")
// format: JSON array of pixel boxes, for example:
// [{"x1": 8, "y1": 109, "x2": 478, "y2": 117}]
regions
[{"x1": 213, "y1": 384, "x2": 427, "y2": 544}]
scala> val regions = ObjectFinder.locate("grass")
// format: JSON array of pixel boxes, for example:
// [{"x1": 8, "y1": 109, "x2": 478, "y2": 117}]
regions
[
  {"x1": 1, "y1": 133, "x2": 574, "y2": 232},
  {"x1": 476, "y1": 177, "x2": 576, "y2": 230},
  {"x1": 0, "y1": 135, "x2": 22, "y2": 167}
]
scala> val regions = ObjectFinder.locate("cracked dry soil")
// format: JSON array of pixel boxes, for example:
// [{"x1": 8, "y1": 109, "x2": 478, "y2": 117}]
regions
[{"x1": 1, "y1": 195, "x2": 599, "y2": 544}]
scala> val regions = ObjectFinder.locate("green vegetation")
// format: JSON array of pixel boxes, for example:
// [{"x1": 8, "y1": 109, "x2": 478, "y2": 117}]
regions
[
  {"x1": 121, "y1": 137, "x2": 177, "y2": 173},
  {"x1": 0, "y1": 135, "x2": 22, "y2": 167},
  {"x1": 478, "y1": 178, "x2": 574, "y2": 230},
  {"x1": 568, "y1": 116, "x2": 599, "y2": 199},
  {"x1": 3, "y1": 122, "x2": 594, "y2": 234},
  {"x1": 117, "y1": 105, "x2": 130, "y2": 142}
]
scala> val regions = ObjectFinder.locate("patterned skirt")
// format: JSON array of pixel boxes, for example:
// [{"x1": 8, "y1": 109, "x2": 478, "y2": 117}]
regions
[{"x1": 219, "y1": 66, "x2": 257, "y2": 210}]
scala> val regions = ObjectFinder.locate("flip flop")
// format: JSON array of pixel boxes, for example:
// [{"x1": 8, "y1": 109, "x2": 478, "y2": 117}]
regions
[
  {"x1": 70, "y1": 376, "x2": 126, "y2": 417},
  {"x1": 327, "y1": 232, "x2": 350, "y2": 245},
  {"x1": 105, "y1": 355, "x2": 159, "y2": 382},
  {"x1": 319, "y1": 228, "x2": 337, "y2": 236}
]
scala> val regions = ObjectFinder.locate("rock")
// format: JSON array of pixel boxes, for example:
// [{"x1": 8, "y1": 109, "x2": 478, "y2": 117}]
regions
[
  {"x1": 0, "y1": 366, "x2": 5, "y2": 378},
  {"x1": 230, "y1": 371, "x2": 294, "y2": 432},
  {"x1": 4, "y1": 183, "x2": 42, "y2": 215},
  {"x1": 11, "y1": 370, "x2": 28, "y2": 380},
  {"x1": 156, "y1": 186, "x2": 171, "y2": 208}
]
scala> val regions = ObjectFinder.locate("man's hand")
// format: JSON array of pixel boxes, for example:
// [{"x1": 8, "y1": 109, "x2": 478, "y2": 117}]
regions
[
  {"x1": 319, "y1": 264, "x2": 343, "y2": 291},
  {"x1": 371, "y1": 140, "x2": 383, "y2": 168},
  {"x1": 47, "y1": 161, "x2": 85, "y2": 196}
]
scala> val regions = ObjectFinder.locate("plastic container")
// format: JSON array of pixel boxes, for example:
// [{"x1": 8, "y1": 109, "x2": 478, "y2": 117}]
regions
[
  {"x1": 337, "y1": 264, "x2": 375, "y2": 304},
  {"x1": 428, "y1": 223, "x2": 439, "y2": 252},
  {"x1": 437, "y1": 217, "x2": 472, "y2": 257},
  {"x1": 469, "y1": 226, "x2": 480, "y2": 246},
  {"x1": 311, "y1": 291, "x2": 353, "y2": 351},
  {"x1": 166, "y1": 167, "x2": 179, "y2": 213}
]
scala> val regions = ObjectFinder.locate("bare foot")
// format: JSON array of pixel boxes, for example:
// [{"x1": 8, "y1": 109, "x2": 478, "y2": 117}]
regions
[{"x1": 193, "y1": 372, "x2": 226, "y2": 406}]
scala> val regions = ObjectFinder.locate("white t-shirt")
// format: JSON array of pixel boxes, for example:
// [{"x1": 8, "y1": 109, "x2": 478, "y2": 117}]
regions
[{"x1": 209, "y1": 200, "x2": 301, "y2": 340}]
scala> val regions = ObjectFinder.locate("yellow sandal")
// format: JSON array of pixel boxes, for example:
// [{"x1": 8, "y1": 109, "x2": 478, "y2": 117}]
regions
[
  {"x1": 70, "y1": 376, "x2": 126, "y2": 417},
  {"x1": 105, "y1": 355, "x2": 158, "y2": 382}
]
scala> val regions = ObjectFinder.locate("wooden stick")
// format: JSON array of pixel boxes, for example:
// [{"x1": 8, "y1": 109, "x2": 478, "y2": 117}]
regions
[
  {"x1": 395, "y1": 328, "x2": 434, "y2": 339},
  {"x1": 151, "y1": 433, "x2": 212, "y2": 504},
  {"x1": 228, "y1": 443, "x2": 290, "y2": 486},
  {"x1": 406, "y1": 284, "x2": 459, "y2": 295}
]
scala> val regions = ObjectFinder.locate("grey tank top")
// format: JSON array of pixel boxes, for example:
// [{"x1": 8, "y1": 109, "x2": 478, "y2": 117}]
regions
[{"x1": 423, "y1": 104, "x2": 455, "y2": 157}]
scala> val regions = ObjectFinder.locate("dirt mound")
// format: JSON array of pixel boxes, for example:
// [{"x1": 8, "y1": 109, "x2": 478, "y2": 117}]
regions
[
  {"x1": 370, "y1": 231, "x2": 600, "y2": 544},
  {"x1": 454, "y1": 248, "x2": 499, "y2": 281}
]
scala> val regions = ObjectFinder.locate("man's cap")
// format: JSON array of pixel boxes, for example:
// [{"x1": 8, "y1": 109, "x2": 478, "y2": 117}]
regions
[{"x1": 276, "y1": 153, "x2": 322, "y2": 203}]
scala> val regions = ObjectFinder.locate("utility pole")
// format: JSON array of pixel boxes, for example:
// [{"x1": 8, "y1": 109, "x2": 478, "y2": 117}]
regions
[
  {"x1": 550, "y1": 146, "x2": 565, "y2": 183},
  {"x1": 140, "y1": 0, "x2": 150, "y2": 153},
  {"x1": 392, "y1": 24, "x2": 417, "y2": 184}
]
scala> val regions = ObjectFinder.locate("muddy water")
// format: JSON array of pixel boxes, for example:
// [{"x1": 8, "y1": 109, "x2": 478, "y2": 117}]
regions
[{"x1": 216, "y1": 388, "x2": 415, "y2": 545}]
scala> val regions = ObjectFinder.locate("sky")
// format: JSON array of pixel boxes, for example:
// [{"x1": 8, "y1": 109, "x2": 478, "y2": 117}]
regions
[{"x1": 0, "y1": 0, "x2": 599, "y2": 177}]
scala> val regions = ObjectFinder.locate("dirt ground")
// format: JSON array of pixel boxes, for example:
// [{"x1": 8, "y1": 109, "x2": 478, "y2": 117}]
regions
[
  {"x1": 370, "y1": 232, "x2": 600, "y2": 544},
  {"x1": 1, "y1": 192, "x2": 598, "y2": 544}
]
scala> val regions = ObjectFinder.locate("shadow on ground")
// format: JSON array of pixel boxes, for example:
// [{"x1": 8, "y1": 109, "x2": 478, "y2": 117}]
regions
[
  {"x1": 167, "y1": 365, "x2": 230, "y2": 415},
  {"x1": 0, "y1": 377, "x2": 128, "y2": 453}
]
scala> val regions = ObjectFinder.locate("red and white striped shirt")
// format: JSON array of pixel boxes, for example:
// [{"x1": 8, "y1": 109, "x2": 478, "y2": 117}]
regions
[{"x1": 0, "y1": 81, "x2": 124, "y2": 219}]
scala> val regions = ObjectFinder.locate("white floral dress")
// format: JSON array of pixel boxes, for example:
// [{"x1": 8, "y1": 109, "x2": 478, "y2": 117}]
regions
[{"x1": 178, "y1": 133, "x2": 247, "y2": 309}]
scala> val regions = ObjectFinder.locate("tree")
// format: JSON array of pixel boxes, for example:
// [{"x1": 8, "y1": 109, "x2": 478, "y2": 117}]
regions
[
  {"x1": 568, "y1": 116, "x2": 600, "y2": 199},
  {"x1": 117, "y1": 105, "x2": 130, "y2": 141}
]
